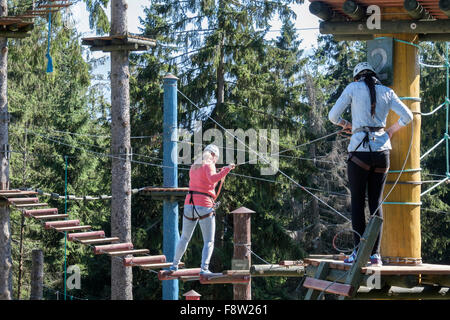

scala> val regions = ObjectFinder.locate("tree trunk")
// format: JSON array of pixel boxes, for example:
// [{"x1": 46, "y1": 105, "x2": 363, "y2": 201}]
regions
[
  {"x1": 30, "y1": 249, "x2": 43, "y2": 300},
  {"x1": 0, "y1": 0, "x2": 12, "y2": 301},
  {"x1": 110, "y1": 0, "x2": 132, "y2": 300}
]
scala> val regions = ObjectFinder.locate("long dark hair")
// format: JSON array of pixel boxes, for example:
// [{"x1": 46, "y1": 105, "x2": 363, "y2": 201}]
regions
[{"x1": 355, "y1": 71, "x2": 379, "y2": 118}]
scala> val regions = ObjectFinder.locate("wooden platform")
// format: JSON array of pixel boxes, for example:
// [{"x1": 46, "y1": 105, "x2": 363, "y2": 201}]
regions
[
  {"x1": 82, "y1": 34, "x2": 156, "y2": 52},
  {"x1": 304, "y1": 258, "x2": 450, "y2": 275},
  {"x1": 139, "y1": 187, "x2": 189, "y2": 200}
]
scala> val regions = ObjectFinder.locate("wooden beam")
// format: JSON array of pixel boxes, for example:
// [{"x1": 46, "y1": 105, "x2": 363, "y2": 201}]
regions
[
  {"x1": 199, "y1": 273, "x2": 251, "y2": 284},
  {"x1": 33, "y1": 214, "x2": 69, "y2": 220},
  {"x1": 14, "y1": 203, "x2": 48, "y2": 208},
  {"x1": 250, "y1": 264, "x2": 304, "y2": 277},
  {"x1": 107, "y1": 249, "x2": 149, "y2": 257},
  {"x1": 0, "y1": 191, "x2": 37, "y2": 197},
  {"x1": 54, "y1": 225, "x2": 91, "y2": 232},
  {"x1": 158, "y1": 268, "x2": 201, "y2": 280},
  {"x1": 78, "y1": 237, "x2": 120, "y2": 245},
  {"x1": 320, "y1": 20, "x2": 450, "y2": 35},
  {"x1": 303, "y1": 277, "x2": 354, "y2": 297},
  {"x1": 139, "y1": 262, "x2": 185, "y2": 270}
]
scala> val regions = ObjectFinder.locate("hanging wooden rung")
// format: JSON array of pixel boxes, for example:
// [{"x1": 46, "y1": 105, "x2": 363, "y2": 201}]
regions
[
  {"x1": 139, "y1": 262, "x2": 185, "y2": 270},
  {"x1": 158, "y1": 268, "x2": 201, "y2": 280},
  {"x1": 67, "y1": 231, "x2": 105, "y2": 242},
  {"x1": 8, "y1": 197, "x2": 39, "y2": 204},
  {"x1": 33, "y1": 214, "x2": 69, "y2": 220},
  {"x1": 303, "y1": 277, "x2": 354, "y2": 297},
  {"x1": 79, "y1": 237, "x2": 119, "y2": 245},
  {"x1": 54, "y1": 225, "x2": 92, "y2": 232},
  {"x1": 0, "y1": 189, "x2": 21, "y2": 193},
  {"x1": 45, "y1": 219, "x2": 79, "y2": 230},
  {"x1": 15, "y1": 203, "x2": 48, "y2": 208},
  {"x1": 107, "y1": 249, "x2": 150, "y2": 257},
  {"x1": 123, "y1": 255, "x2": 166, "y2": 267},
  {"x1": 24, "y1": 208, "x2": 58, "y2": 217},
  {"x1": 0, "y1": 191, "x2": 38, "y2": 197},
  {"x1": 93, "y1": 242, "x2": 134, "y2": 255}
]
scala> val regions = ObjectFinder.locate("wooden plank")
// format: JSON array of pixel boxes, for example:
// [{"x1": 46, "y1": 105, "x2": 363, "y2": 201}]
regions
[
  {"x1": 79, "y1": 237, "x2": 120, "y2": 245},
  {"x1": 93, "y1": 242, "x2": 134, "y2": 254},
  {"x1": 223, "y1": 270, "x2": 251, "y2": 276},
  {"x1": 303, "y1": 277, "x2": 354, "y2": 297},
  {"x1": 159, "y1": 268, "x2": 202, "y2": 280},
  {"x1": 8, "y1": 197, "x2": 39, "y2": 204},
  {"x1": 250, "y1": 264, "x2": 305, "y2": 277},
  {"x1": 363, "y1": 264, "x2": 450, "y2": 275},
  {"x1": 15, "y1": 203, "x2": 48, "y2": 208},
  {"x1": 33, "y1": 214, "x2": 69, "y2": 220},
  {"x1": 139, "y1": 262, "x2": 185, "y2": 270},
  {"x1": 305, "y1": 261, "x2": 330, "y2": 300},
  {"x1": 199, "y1": 273, "x2": 251, "y2": 284},
  {"x1": 123, "y1": 255, "x2": 166, "y2": 267},
  {"x1": 278, "y1": 260, "x2": 304, "y2": 266},
  {"x1": 45, "y1": 219, "x2": 79, "y2": 229},
  {"x1": 67, "y1": 231, "x2": 105, "y2": 241},
  {"x1": 107, "y1": 249, "x2": 149, "y2": 257},
  {"x1": 54, "y1": 225, "x2": 92, "y2": 232},
  {"x1": 0, "y1": 191, "x2": 38, "y2": 197}
]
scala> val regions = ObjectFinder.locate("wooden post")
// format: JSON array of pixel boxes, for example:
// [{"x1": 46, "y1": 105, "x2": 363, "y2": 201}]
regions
[
  {"x1": 231, "y1": 207, "x2": 254, "y2": 300},
  {"x1": 110, "y1": 0, "x2": 133, "y2": 300},
  {"x1": 380, "y1": 33, "x2": 422, "y2": 265},
  {"x1": 0, "y1": 0, "x2": 12, "y2": 301},
  {"x1": 30, "y1": 249, "x2": 43, "y2": 300}
]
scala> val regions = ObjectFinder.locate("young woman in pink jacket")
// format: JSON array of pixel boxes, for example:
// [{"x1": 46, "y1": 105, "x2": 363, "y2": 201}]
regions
[{"x1": 170, "y1": 144, "x2": 235, "y2": 274}]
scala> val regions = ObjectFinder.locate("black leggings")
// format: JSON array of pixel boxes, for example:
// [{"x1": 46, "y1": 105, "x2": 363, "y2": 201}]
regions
[{"x1": 347, "y1": 151, "x2": 389, "y2": 255}]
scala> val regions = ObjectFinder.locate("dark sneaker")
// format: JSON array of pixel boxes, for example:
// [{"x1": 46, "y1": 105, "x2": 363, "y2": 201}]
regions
[
  {"x1": 168, "y1": 265, "x2": 178, "y2": 273},
  {"x1": 344, "y1": 250, "x2": 357, "y2": 264},
  {"x1": 370, "y1": 254, "x2": 383, "y2": 266}
]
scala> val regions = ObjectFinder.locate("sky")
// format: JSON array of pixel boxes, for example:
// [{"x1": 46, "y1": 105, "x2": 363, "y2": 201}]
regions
[{"x1": 69, "y1": 1, "x2": 321, "y2": 86}]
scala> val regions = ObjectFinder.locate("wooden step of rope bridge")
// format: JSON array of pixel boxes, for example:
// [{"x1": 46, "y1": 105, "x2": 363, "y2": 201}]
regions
[{"x1": 1, "y1": 190, "x2": 174, "y2": 271}]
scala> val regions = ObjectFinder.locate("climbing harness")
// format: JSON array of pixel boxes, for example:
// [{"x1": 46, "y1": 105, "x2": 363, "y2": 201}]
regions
[
  {"x1": 184, "y1": 190, "x2": 216, "y2": 221},
  {"x1": 184, "y1": 168, "x2": 228, "y2": 221},
  {"x1": 348, "y1": 126, "x2": 389, "y2": 174}
]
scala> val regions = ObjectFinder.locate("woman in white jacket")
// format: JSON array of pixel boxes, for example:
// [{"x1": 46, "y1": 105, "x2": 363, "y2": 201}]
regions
[{"x1": 329, "y1": 62, "x2": 413, "y2": 266}]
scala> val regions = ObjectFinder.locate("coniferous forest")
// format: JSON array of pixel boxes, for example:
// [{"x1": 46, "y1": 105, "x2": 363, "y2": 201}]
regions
[{"x1": 2, "y1": 0, "x2": 448, "y2": 300}]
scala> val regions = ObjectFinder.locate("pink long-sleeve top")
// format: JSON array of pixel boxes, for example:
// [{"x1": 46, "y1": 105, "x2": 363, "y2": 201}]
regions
[{"x1": 185, "y1": 163, "x2": 231, "y2": 208}]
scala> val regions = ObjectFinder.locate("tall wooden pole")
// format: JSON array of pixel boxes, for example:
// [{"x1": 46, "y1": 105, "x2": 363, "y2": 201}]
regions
[
  {"x1": 162, "y1": 73, "x2": 179, "y2": 300},
  {"x1": 110, "y1": 0, "x2": 132, "y2": 300},
  {"x1": 232, "y1": 207, "x2": 253, "y2": 300},
  {"x1": 30, "y1": 249, "x2": 43, "y2": 300},
  {"x1": 0, "y1": 0, "x2": 12, "y2": 300},
  {"x1": 381, "y1": 33, "x2": 422, "y2": 265}
]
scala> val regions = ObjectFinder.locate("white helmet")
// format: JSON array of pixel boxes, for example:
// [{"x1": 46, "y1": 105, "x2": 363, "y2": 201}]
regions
[
  {"x1": 204, "y1": 144, "x2": 220, "y2": 158},
  {"x1": 353, "y1": 62, "x2": 376, "y2": 78}
]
